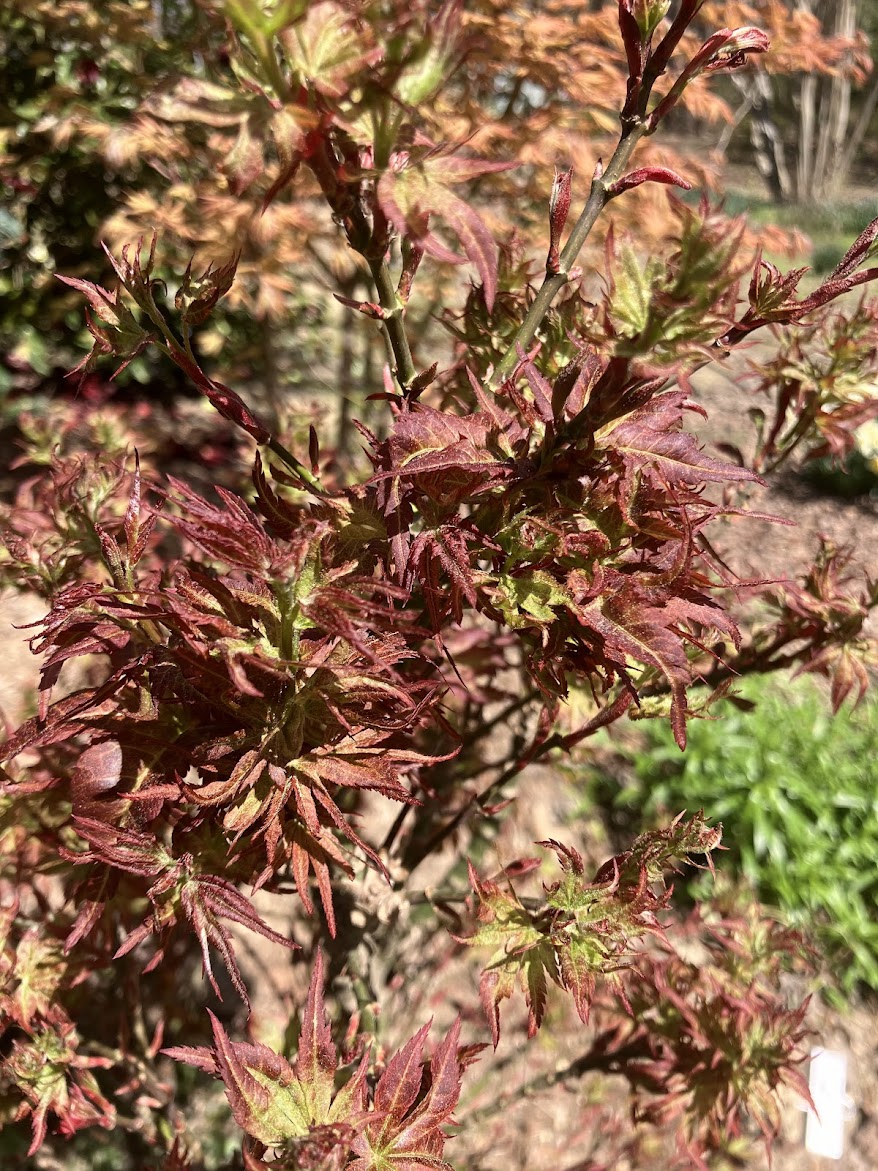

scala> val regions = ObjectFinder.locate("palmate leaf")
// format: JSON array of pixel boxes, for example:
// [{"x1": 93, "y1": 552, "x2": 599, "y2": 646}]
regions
[
  {"x1": 577, "y1": 590, "x2": 693, "y2": 748},
  {"x1": 166, "y1": 953, "x2": 469, "y2": 1169},
  {"x1": 178, "y1": 871, "x2": 299, "y2": 1005},
  {"x1": 6, "y1": 928, "x2": 67, "y2": 1030},
  {"x1": 5, "y1": 1019, "x2": 116, "y2": 1155},
  {"x1": 461, "y1": 817, "x2": 722, "y2": 1043},
  {"x1": 456, "y1": 862, "x2": 557, "y2": 1047},
  {"x1": 55, "y1": 273, "x2": 152, "y2": 376},
  {"x1": 350, "y1": 1017, "x2": 468, "y2": 1171},
  {"x1": 407, "y1": 523, "x2": 479, "y2": 628},
  {"x1": 167, "y1": 476, "x2": 281, "y2": 571},
  {"x1": 612, "y1": 903, "x2": 813, "y2": 1161},
  {"x1": 495, "y1": 569, "x2": 572, "y2": 629},
  {"x1": 598, "y1": 390, "x2": 763, "y2": 489},
  {"x1": 379, "y1": 405, "x2": 506, "y2": 481},
  {"x1": 66, "y1": 819, "x2": 296, "y2": 1008},
  {"x1": 187, "y1": 741, "x2": 421, "y2": 938},
  {"x1": 370, "y1": 403, "x2": 510, "y2": 576},
  {"x1": 175, "y1": 1015, "x2": 317, "y2": 1146},
  {"x1": 279, "y1": 1, "x2": 380, "y2": 99},
  {"x1": 262, "y1": 814, "x2": 354, "y2": 936},
  {"x1": 146, "y1": 78, "x2": 258, "y2": 128},
  {"x1": 378, "y1": 149, "x2": 515, "y2": 310},
  {"x1": 165, "y1": 951, "x2": 365, "y2": 1147}
]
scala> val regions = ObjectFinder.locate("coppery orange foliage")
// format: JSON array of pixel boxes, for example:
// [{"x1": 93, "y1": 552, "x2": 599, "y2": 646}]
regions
[{"x1": 23, "y1": 0, "x2": 868, "y2": 318}]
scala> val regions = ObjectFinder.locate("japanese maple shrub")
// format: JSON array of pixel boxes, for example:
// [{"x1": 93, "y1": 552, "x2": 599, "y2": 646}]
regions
[{"x1": 2, "y1": 2, "x2": 878, "y2": 1169}]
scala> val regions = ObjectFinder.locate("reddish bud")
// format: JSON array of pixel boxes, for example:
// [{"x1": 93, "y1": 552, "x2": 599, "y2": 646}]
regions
[
  {"x1": 547, "y1": 167, "x2": 573, "y2": 275},
  {"x1": 397, "y1": 236, "x2": 425, "y2": 304},
  {"x1": 649, "y1": 25, "x2": 770, "y2": 129},
  {"x1": 617, "y1": 0, "x2": 646, "y2": 82},
  {"x1": 333, "y1": 293, "x2": 389, "y2": 319},
  {"x1": 608, "y1": 166, "x2": 692, "y2": 197},
  {"x1": 748, "y1": 255, "x2": 808, "y2": 315},
  {"x1": 625, "y1": 0, "x2": 671, "y2": 40},
  {"x1": 175, "y1": 253, "x2": 239, "y2": 326},
  {"x1": 700, "y1": 25, "x2": 771, "y2": 67},
  {"x1": 408, "y1": 362, "x2": 439, "y2": 402},
  {"x1": 829, "y1": 213, "x2": 878, "y2": 280}
]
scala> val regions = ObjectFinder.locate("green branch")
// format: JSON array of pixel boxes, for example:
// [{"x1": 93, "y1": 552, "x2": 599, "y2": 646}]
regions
[
  {"x1": 489, "y1": 121, "x2": 647, "y2": 389},
  {"x1": 367, "y1": 254, "x2": 418, "y2": 391}
]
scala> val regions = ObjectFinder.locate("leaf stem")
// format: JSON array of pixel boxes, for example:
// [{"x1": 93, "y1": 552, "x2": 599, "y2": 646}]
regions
[
  {"x1": 310, "y1": 131, "x2": 418, "y2": 393},
  {"x1": 153, "y1": 336, "x2": 326, "y2": 495},
  {"x1": 252, "y1": 31, "x2": 291, "y2": 103},
  {"x1": 265, "y1": 434, "x2": 328, "y2": 494}
]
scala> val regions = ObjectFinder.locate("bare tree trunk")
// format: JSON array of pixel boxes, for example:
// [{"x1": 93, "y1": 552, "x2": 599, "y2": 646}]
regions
[
  {"x1": 727, "y1": 72, "x2": 792, "y2": 202},
  {"x1": 811, "y1": 76, "x2": 833, "y2": 198},
  {"x1": 837, "y1": 72, "x2": 878, "y2": 181},
  {"x1": 798, "y1": 69, "x2": 817, "y2": 200},
  {"x1": 811, "y1": 0, "x2": 857, "y2": 199},
  {"x1": 797, "y1": 0, "x2": 860, "y2": 203}
]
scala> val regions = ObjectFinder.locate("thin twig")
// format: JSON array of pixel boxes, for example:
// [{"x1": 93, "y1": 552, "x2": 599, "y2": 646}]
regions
[
  {"x1": 383, "y1": 691, "x2": 540, "y2": 859},
  {"x1": 404, "y1": 731, "x2": 565, "y2": 871},
  {"x1": 488, "y1": 120, "x2": 647, "y2": 389}
]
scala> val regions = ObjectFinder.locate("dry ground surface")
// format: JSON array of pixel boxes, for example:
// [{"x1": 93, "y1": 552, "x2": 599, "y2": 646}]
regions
[{"x1": 690, "y1": 353, "x2": 878, "y2": 591}]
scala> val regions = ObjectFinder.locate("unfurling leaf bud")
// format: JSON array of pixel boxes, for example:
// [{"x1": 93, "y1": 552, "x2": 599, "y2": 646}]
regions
[
  {"x1": 175, "y1": 254, "x2": 239, "y2": 326},
  {"x1": 409, "y1": 361, "x2": 439, "y2": 402},
  {"x1": 747, "y1": 256, "x2": 808, "y2": 316},
  {"x1": 56, "y1": 274, "x2": 153, "y2": 378},
  {"x1": 608, "y1": 166, "x2": 692, "y2": 197},
  {"x1": 829, "y1": 213, "x2": 878, "y2": 280},
  {"x1": 397, "y1": 236, "x2": 425, "y2": 304},
  {"x1": 693, "y1": 26, "x2": 771, "y2": 77},
  {"x1": 101, "y1": 234, "x2": 160, "y2": 312},
  {"x1": 333, "y1": 293, "x2": 389, "y2": 319},
  {"x1": 547, "y1": 167, "x2": 573, "y2": 275},
  {"x1": 617, "y1": 0, "x2": 674, "y2": 109},
  {"x1": 648, "y1": 25, "x2": 770, "y2": 129},
  {"x1": 167, "y1": 342, "x2": 272, "y2": 443},
  {"x1": 630, "y1": 0, "x2": 671, "y2": 40}
]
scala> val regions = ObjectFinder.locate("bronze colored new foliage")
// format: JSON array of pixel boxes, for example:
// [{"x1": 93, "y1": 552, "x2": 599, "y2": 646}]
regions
[{"x1": 2, "y1": 2, "x2": 877, "y2": 1168}]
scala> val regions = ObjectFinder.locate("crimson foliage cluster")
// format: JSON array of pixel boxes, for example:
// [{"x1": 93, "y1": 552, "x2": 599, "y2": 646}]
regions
[{"x1": 2, "y1": 2, "x2": 877, "y2": 1169}]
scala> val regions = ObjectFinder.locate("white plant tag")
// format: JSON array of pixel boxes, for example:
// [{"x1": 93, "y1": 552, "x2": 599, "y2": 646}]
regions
[{"x1": 804, "y1": 1047, "x2": 849, "y2": 1160}]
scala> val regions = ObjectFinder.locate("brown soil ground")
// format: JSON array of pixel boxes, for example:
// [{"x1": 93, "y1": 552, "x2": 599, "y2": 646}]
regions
[{"x1": 690, "y1": 354, "x2": 878, "y2": 589}]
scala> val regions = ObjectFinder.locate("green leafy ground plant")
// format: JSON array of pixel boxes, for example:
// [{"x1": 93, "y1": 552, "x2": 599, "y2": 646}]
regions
[{"x1": 618, "y1": 676, "x2": 878, "y2": 996}]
